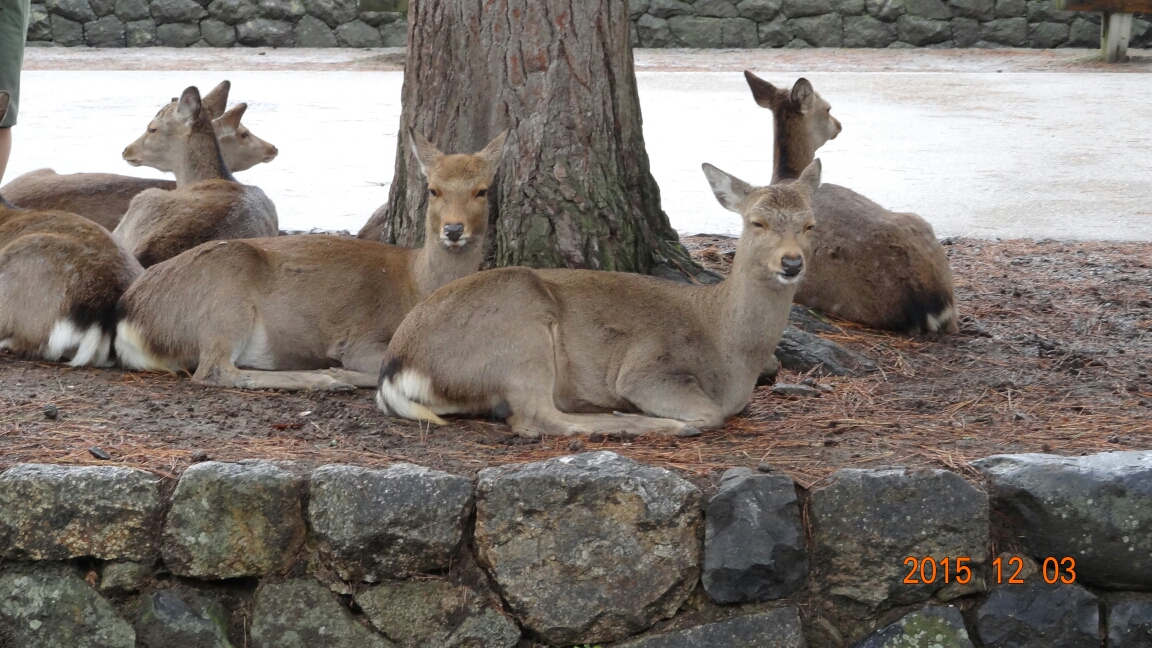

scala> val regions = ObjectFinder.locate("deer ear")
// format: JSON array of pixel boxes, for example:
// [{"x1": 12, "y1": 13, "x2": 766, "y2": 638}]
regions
[
  {"x1": 791, "y1": 78, "x2": 816, "y2": 113},
  {"x1": 216, "y1": 102, "x2": 247, "y2": 130},
  {"x1": 409, "y1": 130, "x2": 444, "y2": 177},
  {"x1": 201, "y1": 80, "x2": 231, "y2": 120},
  {"x1": 702, "y1": 163, "x2": 754, "y2": 214},
  {"x1": 176, "y1": 87, "x2": 202, "y2": 124},
  {"x1": 744, "y1": 71, "x2": 781, "y2": 110},
  {"x1": 0, "y1": 92, "x2": 9, "y2": 123},
  {"x1": 477, "y1": 129, "x2": 509, "y2": 171},
  {"x1": 796, "y1": 158, "x2": 822, "y2": 198}
]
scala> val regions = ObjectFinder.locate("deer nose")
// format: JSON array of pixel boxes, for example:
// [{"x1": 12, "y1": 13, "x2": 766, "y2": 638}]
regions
[
  {"x1": 781, "y1": 255, "x2": 804, "y2": 277},
  {"x1": 444, "y1": 223, "x2": 465, "y2": 242}
]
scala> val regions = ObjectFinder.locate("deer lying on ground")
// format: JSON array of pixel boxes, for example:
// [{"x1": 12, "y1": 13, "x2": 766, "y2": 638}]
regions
[
  {"x1": 113, "y1": 86, "x2": 278, "y2": 267},
  {"x1": 376, "y1": 160, "x2": 821, "y2": 437},
  {"x1": 0, "y1": 92, "x2": 144, "y2": 367},
  {"x1": 744, "y1": 71, "x2": 958, "y2": 334},
  {"x1": 115, "y1": 129, "x2": 508, "y2": 391},
  {"x1": 0, "y1": 81, "x2": 277, "y2": 231}
]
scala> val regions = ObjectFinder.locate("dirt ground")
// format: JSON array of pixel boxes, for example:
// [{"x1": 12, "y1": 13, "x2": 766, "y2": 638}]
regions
[{"x1": 1, "y1": 237, "x2": 1149, "y2": 491}]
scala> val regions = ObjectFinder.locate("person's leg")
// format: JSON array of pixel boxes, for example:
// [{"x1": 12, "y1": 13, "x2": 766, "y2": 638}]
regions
[{"x1": 0, "y1": 128, "x2": 11, "y2": 184}]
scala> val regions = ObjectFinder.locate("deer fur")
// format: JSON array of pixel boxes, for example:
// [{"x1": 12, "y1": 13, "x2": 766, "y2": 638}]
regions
[
  {"x1": 0, "y1": 81, "x2": 277, "y2": 231},
  {"x1": 113, "y1": 86, "x2": 278, "y2": 268},
  {"x1": 376, "y1": 160, "x2": 821, "y2": 438},
  {"x1": 745, "y1": 71, "x2": 958, "y2": 334},
  {"x1": 0, "y1": 92, "x2": 144, "y2": 367},
  {"x1": 114, "y1": 129, "x2": 508, "y2": 391}
]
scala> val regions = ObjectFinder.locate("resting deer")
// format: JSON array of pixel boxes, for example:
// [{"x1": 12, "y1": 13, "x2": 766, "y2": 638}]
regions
[
  {"x1": 376, "y1": 160, "x2": 821, "y2": 437},
  {"x1": 0, "y1": 92, "x2": 144, "y2": 367},
  {"x1": 745, "y1": 71, "x2": 958, "y2": 334},
  {"x1": 0, "y1": 81, "x2": 277, "y2": 231},
  {"x1": 114, "y1": 129, "x2": 508, "y2": 392},
  {"x1": 113, "y1": 86, "x2": 278, "y2": 267}
]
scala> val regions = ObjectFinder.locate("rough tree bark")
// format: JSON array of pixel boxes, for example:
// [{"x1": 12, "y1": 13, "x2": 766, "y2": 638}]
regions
[{"x1": 357, "y1": 0, "x2": 709, "y2": 280}]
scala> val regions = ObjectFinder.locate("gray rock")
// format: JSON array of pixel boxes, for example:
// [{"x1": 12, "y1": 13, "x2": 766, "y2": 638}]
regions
[
  {"x1": 85, "y1": 15, "x2": 125, "y2": 45},
  {"x1": 951, "y1": 16, "x2": 980, "y2": 44},
  {"x1": 897, "y1": 14, "x2": 951, "y2": 43},
  {"x1": 155, "y1": 22, "x2": 200, "y2": 44},
  {"x1": 1108, "y1": 595, "x2": 1152, "y2": 648},
  {"x1": 855, "y1": 606, "x2": 974, "y2": 648},
  {"x1": 1066, "y1": 16, "x2": 1097, "y2": 46},
  {"x1": 475, "y1": 451, "x2": 702, "y2": 645},
  {"x1": 113, "y1": 0, "x2": 149, "y2": 21},
  {"x1": 844, "y1": 14, "x2": 897, "y2": 45},
  {"x1": 136, "y1": 590, "x2": 232, "y2": 648},
  {"x1": 615, "y1": 608, "x2": 806, "y2": 648},
  {"x1": 982, "y1": 14, "x2": 1028, "y2": 43},
  {"x1": 637, "y1": 13, "x2": 673, "y2": 46},
  {"x1": 0, "y1": 564, "x2": 135, "y2": 648},
  {"x1": 0, "y1": 464, "x2": 161, "y2": 562},
  {"x1": 650, "y1": 0, "x2": 695, "y2": 18},
  {"x1": 1027, "y1": 0, "x2": 1075, "y2": 22},
  {"x1": 359, "y1": 9, "x2": 400, "y2": 25},
  {"x1": 163, "y1": 461, "x2": 306, "y2": 579},
  {"x1": 866, "y1": 0, "x2": 904, "y2": 20},
  {"x1": 695, "y1": 0, "x2": 740, "y2": 17},
  {"x1": 200, "y1": 19, "x2": 236, "y2": 45},
  {"x1": 207, "y1": 0, "x2": 256, "y2": 23},
  {"x1": 235, "y1": 17, "x2": 294, "y2": 45},
  {"x1": 994, "y1": 0, "x2": 1024, "y2": 16},
  {"x1": 357, "y1": 579, "x2": 519, "y2": 648},
  {"x1": 669, "y1": 15, "x2": 725, "y2": 46},
  {"x1": 782, "y1": 0, "x2": 832, "y2": 17},
  {"x1": 335, "y1": 18, "x2": 382, "y2": 46},
  {"x1": 835, "y1": 0, "x2": 867, "y2": 14},
  {"x1": 125, "y1": 18, "x2": 156, "y2": 45},
  {"x1": 150, "y1": 0, "x2": 206, "y2": 22},
  {"x1": 305, "y1": 0, "x2": 356, "y2": 25},
  {"x1": 89, "y1": 0, "x2": 115, "y2": 16},
  {"x1": 976, "y1": 583, "x2": 1098, "y2": 648},
  {"x1": 294, "y1": 14, "x2": 336, "y2": 45},
  {"x1": 309, "y1": 464, "x2": 473, "y2": 581},
  {"x1": 973, "y1": 452, "x2": 1152, "y2": 589},
  {"x1": 948, "y1": 0, "x2": 993, "y2": 19},
  {"x1": 379, "y1": 20, "x2": 406, "y2": 46},
  {"x1": 790, "y1": 13, "x2": 844, "y2": 45},
  {"x1": 902, "y1": 0, "x2": 952, "y2": 18},
  {"x1": 703, "y1": 471, "x2": 807, "y2": 604},
  {"x1": 46, "y1": 0, "x2": 97, "y2": 22},
  {"x1": 28, "y1": 4, "x2": 53, "y2": 40},
  {"x1": 810, "y1": 468, "x2": 989, "y2": 618},
  {"x1": 785, "y1": 37, "x2": 813, "y2": 46},
  {"x1": 772, "y1": 383, "x2": 822, "y2": 398},
  {"x1": 721, "y1": 16, "x2": 760, "y2": 46},
  {"x1": 631, "y1": 0, "x2": 651, "y2": 19},
  {"x1": 758, "y1": 14, "x2": 794, "y2": 45},
  {"x1": 99, "y1": 562, "x2": 151, "y2": 594},
  {"x1": 1132, "y1": 18, "x2": 1152, "y2": 47},
  {"x1": 51, "y1": 15, "x2": 86, "y2": 44},
  {"x1": 775, "y1": 327, "x2": 877, "y2": 377},
  {"x1": 738, "y1": 0, "x2": 781, "y2": 21},
  {"x1": 251, "y1": 579, "x2": 394, "y2": 648},
  {"x1": 257, "y1": 0, "x2": 302, "y2": 19},
  {"x1": 1029, "y1": 20, "x2": 1069, "y2": 47}
]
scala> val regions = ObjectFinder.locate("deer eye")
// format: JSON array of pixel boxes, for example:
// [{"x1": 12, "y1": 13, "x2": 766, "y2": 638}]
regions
[
  {"x1": 804, "y1": 223, "x2": 815, "y2": 232},
  {"x1": 476, "y1": 189, "x2": 487, "y2": 198},
  {"x1": 147, "y1": 128, "x2": 158, "y2": 134},
  {"x1": 429, "y1": 188, "x2": 439, "y2": 198},
  {"x1": 240, "y1": 132, "x2": 249, "y2": 139},
  {"x1": 752, "y1": 221, "x2": 765, "y2": 229}
]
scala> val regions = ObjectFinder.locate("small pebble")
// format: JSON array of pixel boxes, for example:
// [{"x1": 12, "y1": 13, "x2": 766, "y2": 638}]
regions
[
  {"x1": 772, "y1": 383, "x2": 821, "y2": 398},
  {"x1": 88, "y1": 446, "x2": 111, "y2": 460},
  {"x1": 567, "y1": 439, "x2": 585, "y2": 452},
  {"x1": 816, "y1": 383, "x2": 834, "y2": 393},
  {"x1": 756, "y1": 461, "x2": 775, "y2": 473},
  {"x1": 43, "y1": 403, "x2": 58, "y2": 420},
  {"x1": 587, "y1": 433, "x2": 606, "y2": 443},
  {"x1": 1013, "y1": 410, "x2": 1028, "y2": 421},
  {"x1": 190, "y1": 450, "x2": 210, "y2": 463},
  {"x1": 1041, "y1": 443, "x2": 1053, "y2": 452}
]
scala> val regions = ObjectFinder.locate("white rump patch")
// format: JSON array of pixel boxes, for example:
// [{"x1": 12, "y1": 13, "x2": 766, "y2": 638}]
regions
[
  {"x1": 926, "y1": 305, "x2": 957, "y2": 333},
  {"x1": 377, "y1": 368, "x2": 447, "y2": 425},
  {"x1": 114, "y1": 321, "x2": 172, "y2": 371},
  {"x1": 45, "y1": 320, "x2": 113, "y2": 367}
]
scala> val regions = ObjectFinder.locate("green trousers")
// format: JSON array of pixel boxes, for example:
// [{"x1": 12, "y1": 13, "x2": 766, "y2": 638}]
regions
[{"x1": 0, "y1": 0, "x2": 30, "y2": 128}]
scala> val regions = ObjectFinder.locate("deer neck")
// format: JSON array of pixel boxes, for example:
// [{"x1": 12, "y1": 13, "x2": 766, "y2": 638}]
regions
[
  {"x1": 705, "y1": 244, "x2": 796, "y2": 364},
  {"x1": 410, "y1": 231, "x2": 486, "y2": 299},
  {"x1": 174, "y1": 126, "x2": 234, "y2": 187},
  {"x1": 772, "y1": 114, "x2": 817, "y2": 184}
]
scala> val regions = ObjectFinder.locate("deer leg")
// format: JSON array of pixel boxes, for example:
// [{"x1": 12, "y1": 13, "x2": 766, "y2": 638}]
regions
[
  {"x1": 320, "y1": 368, "x2": 379, "y2": 389},
  {"x1": 507, "y1": 407, "x2": 703, "y2": 438},
  {"x1": 329, "y1": 341, "x2": 390, "y2": 388},
  {"x1": 616, "y1": 370, "x2": 729, "y2": 431},
  {"x1": 192, "y1": 342, "x2": 356, "y2": 392}
]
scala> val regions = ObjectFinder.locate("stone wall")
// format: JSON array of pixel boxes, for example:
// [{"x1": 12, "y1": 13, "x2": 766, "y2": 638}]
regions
[
  {"x1": 24, "y1": 0, "x2": 1152, "y2": 48},
  {"x1": 1, "y1": 450, "x2": 1151, "y2": 647}
]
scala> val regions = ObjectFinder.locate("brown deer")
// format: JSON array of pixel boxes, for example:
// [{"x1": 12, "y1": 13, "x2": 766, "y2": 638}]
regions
[
  {"x1": 376, "y1": 160, "x2": 822, "y2": 437},
  {"x1": 0, "y1": 81, "x2": 277, "y2": 231},
  {"x1": 745, "y1": 71, "x2": 958, "y2": 334},
  {"x1": 0, "y1": 92, "x2": 144, "y2": 367},
  {"x1": 114, "y1": 129, "x2": 508, "y2": 391},
  {"x1": 113, "y1": 86, "x2": 278, "y2": 268}
]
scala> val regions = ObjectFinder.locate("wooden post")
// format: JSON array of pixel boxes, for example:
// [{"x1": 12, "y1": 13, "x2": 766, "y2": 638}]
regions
[{"x1": 1101, "y1": 11, "x2": 1134, "y2": 62}]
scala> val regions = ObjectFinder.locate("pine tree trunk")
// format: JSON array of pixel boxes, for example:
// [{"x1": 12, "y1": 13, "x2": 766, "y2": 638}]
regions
[{"x1": 358, "y1": 0, "x2": 710, "y2": 280}]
